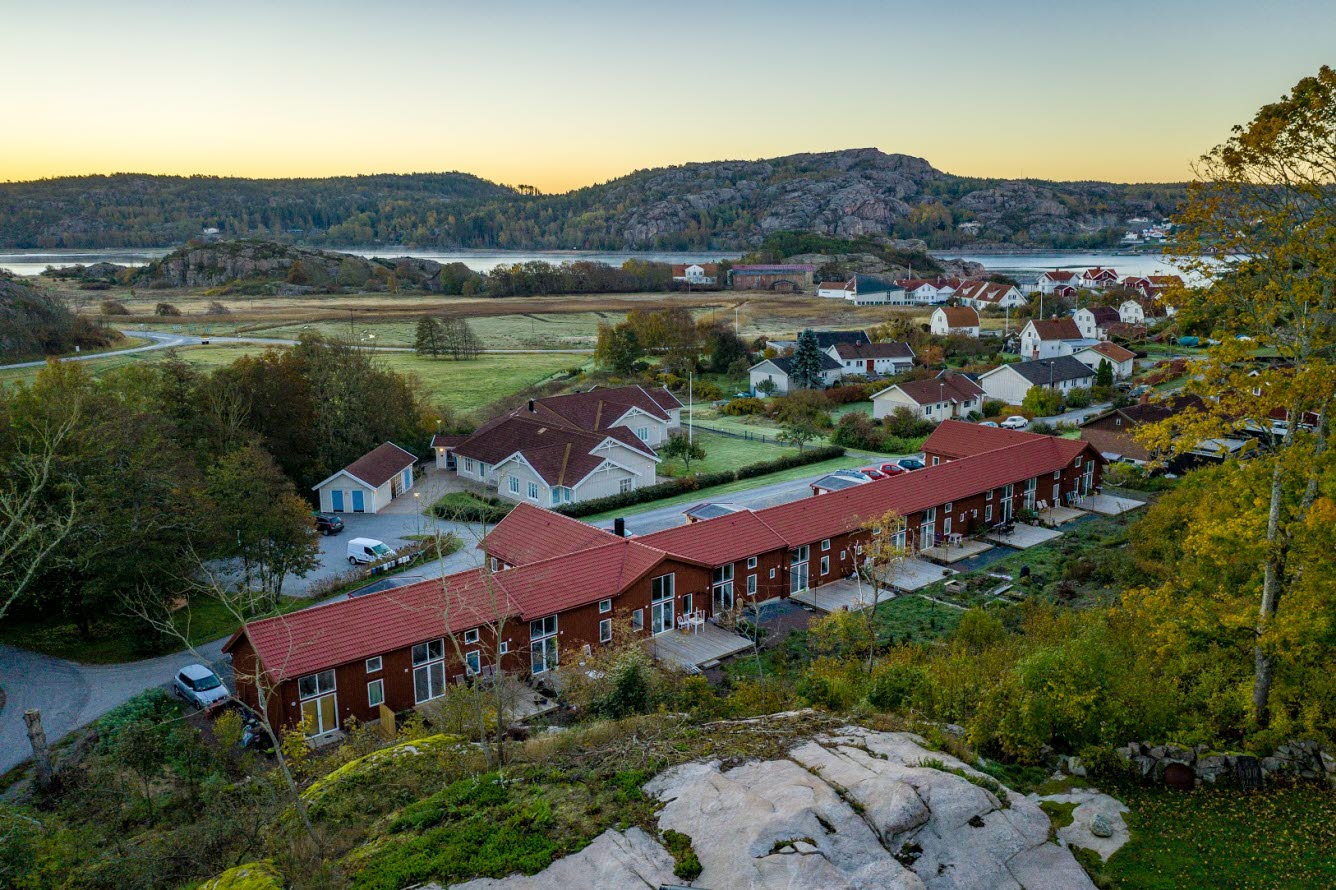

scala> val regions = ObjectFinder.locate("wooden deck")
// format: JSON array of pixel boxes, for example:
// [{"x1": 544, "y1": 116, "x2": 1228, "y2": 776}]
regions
[
  {"x1": 791, "y1": 577, "x2": 880, "y2": 613},
  {"x1": 649, "y1": 622, "x2": 754, "y2": 670},
  {"x1": 920, "y1": 538, "x2": 994, "y2": 564},
  {"x1": 1082, "y1": 493, "x2": 1147, "y2": 516}
]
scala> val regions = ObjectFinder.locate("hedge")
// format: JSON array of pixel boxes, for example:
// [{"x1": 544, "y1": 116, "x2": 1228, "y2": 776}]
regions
[
  {"x1": 551, "y1": 445, "x2": 847, "y2": 518},
  {"x1": 431, "y1": 492, "x2": 513, "y2": 524}
]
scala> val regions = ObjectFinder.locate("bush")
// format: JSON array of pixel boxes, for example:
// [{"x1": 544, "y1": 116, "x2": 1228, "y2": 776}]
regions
[
  {"x1": 693, "y1": 380, "x2": 723, "y2": 401},
  {"x1": 830, "y1": 413, "x2": 882, "y2": 450},
  {"x1": 824, "y1": 383, "x2": 872, "y2": 405},
  {"x1": 884, "y1": 406, "x2": 935, "y2": 439},
  {"x1": 1021, "y1": 387, "x2": 1063, "y2": 417},
  {"x1": 154, "y1": 302, "x2": 182, "y2": 316},
  {"x1": 100, "y1": 299, "x2": 130, "y2": 315},
  {"x1": 721, "y1": 396, "x2": 766, "y2": 416},
  {"x1": 205, "y1": 300, "x2": 230, "y2": 315},
  {"x1": 431, "y1": 492, "x2": 512, "y2": 524},
  {"x1": 551, "y1": 446, "x2": 846, "y2": 517},
  {"x1": 1065, "y1": 387, "x2": 1093, "y2": 409},
  {"x1": 662, "y1": 830, "x2": 702, "y2": 881}
]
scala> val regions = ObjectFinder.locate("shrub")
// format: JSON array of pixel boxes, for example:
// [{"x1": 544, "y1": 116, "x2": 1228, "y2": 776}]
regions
[
  {"x1": 205, "y1": 300, "x2": 230, "y2": 315},
  {"x1": 721, "y1": 396, "x2": 766, "y2": 416},
  {"x1": 1065, "y1": 387, "x2": 1093, "y2": 409},
  {"x1": 100, "y1": 299, "x2": 130, "y2": 315},
  {"x1": 825, "y1": 383, "x2": 872, "y2": 405},
  {"x1": 154, "y1": 302, "x2": 182, "y2": 316},
  {"x1": 830, "y1": 412, "x2": 882, "y2": 450},
  {"x1": 884, "y1": 406, "x2": 935, "y2": 439},
  {"x1": 693, "y1": 380, "x2": 723, "y2": 401},
  {"x1": 662, "y1": 830, "x2": 702, "y2": 881},
  {"x1": 1021, "y1": 387, "x2": 1063, "y2": 417},
  {"x1": 432, "y1": 492, "x2": 512, "y2": 524}
]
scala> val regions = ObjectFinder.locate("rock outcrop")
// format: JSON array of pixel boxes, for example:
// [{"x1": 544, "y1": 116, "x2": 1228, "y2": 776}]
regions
[{"x1": 444, "y1": 728, "x2": 1096, "y2": 890}]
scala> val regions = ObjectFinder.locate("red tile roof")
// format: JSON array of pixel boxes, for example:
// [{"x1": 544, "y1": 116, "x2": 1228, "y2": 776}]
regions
[
  {"x1": 921, "y1": 419, "x2": 1047, "y2": 459},
  {"x1": 481, "y1": 502, "x2": 616, "y2": 567},
  {"x1": 431, "y1": 434, "x2": 467, "y2": 449},
  {"x1": 884, "y1": 374, "x2": 983, "y2": 407},
  {"x1": 455, "y1": 416, "x2": 654, "y2": 487},
  {"x1": 819, "y1": 280, "x2": 852, "y2": 291},
  {"x1": 536, "y1": 385, "x2": 679, "y2": 430},
  {"x1": 831, "y1": 341, "x2": 915, "y2": 361},
  {"x1": 955, "y1": 281, "x2": 1020, "y2": 304},
  {"x1": 640, "y1": 510, "x2": 787, "y2": 566},
  {"x1": 936, "y1": 306, "x2": 980, "y2": 327},
  {"x1": 1040, "y1": 270, "x2": 1076, "y2": 282},
  {"x1": 327, "y1": 442, "x2": 416, "y2": 488},
  {"x1": 1028, "y1": 318, "x2": 1084, "y2": 341},
  {"x1": 1084, "y1": 341, "x2": 1136, "y2": 363}
]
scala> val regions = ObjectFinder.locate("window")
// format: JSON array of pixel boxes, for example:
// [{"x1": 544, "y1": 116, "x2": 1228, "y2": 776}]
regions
[
  {"x1": 1075, "y1": 456, "x2": 1082, "y2": 468},
  {"x1": 650, "y1": 574, "x2": 675, "y2": 635},
  {"x1": 986, "y1": 489, "x2": 993, "y2": 500},
  {"x1": 365, "y1": 656, "x2": 382, "y2": 674},
  {"x1": 683, "y1": 593, "x2": 693, "y2": 616},
  {"x1": 527, "y1": 481, "x2": 539, "y2": 500},
  {"x1": 463, "y1": 628, "x2": 480, "y2": 645},
  {"x1": 747, "y1": 574, "x2": 757, "y2": 596},
  {"x1": 367, "y1": 679, "x2": 384, "y2": 709},
  {"x1": 747, "y1": 556, "x2": 758, "y2": 569},
  {"x1": 599, "y1": 618, "x2": 612, "y2": 643},
  {"x1": 945, "y1": 502, "x2": 953, "y2": 513},
  {"x1": 298, "y1": 670, "x2": 338, "y2": 737},
  {"x1": 530, "y1": 615, "x2": 558, "y2": 673},
  {"x1": 551, "y1": 486, "x2": 572, "y2": 505},
  {"x1": 489, "y1": 556, "x2": 500, "y2": 572},
  {"x1": 712, "y1": 564, "x2": 734, "y2": 612},
  {"x1": 1053, "y1": 470, "x2": 1061, "y2": 480},
  {"x1": 619, "y1": 478, "x2": 633, "y2": 494},
  {"x1": 932, "y1": 456, "x2": 940, "y2": 466},
  {"x1": 463, "y1": 458, "x2": 475, "y2": 473},
  {"x1": 508, "y1": 476, "x2": 520, "y2": 494},
  {"x1": 821, "y1": 538, "x2": 830, "y2": 552},
  {"x1": 985, "y1": 504, "x2": 993, "y2": 523},
  {"x1": 465, "y1": 650, "x2": 481, "y2": 675},
  {"x1": 412, "y1": 638, "x2": 446, "y2": 704},
  {"x1": 631, "y1": 609, "x2": 643, "y2": 632},
  {"x1": 789, "y1": 545, "x2": 810, "y2": 593},
  {"x1": 820, "y1": 555, "x2": 830, "y2": 575},
  {"x1": 499, "y1": 641, "x2": 509, "y2": 655},
  {"x1": 599, "y1": 598, "x2": 612, "y2": 614},
  {"x1": 769, "y1": 568, "x2": 776, "y2": 579},
  {"x1": 636, "y1": 426, "x2": 650, "y2": 441}
]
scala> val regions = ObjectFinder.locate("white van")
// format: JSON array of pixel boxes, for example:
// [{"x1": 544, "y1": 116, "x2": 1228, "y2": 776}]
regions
[{"x1": 347, "y1": 537, "x2": 399, "y2": 566}]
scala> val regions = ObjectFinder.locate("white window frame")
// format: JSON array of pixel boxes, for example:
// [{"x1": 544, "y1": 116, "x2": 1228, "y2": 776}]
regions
[
  {"x1": 821, "y1": 538, "x2": 830, "y2": 552},
  {"x1": 599, "y1": 598, "x2": 612, "y2": 614},
  {"x1": 599, "y1": 618, "x2": 612, "y2": 643},
  {"x1": 619, "y1": 477, "x2": 633, "y2": 494},
  {"x1": 747, "y1": 556, "x2": 758, "y2": 569},
  {"x1": 508, "y1": 475, "x2": 520, "y2": 494},
  {"x1": 820, "y1": 555, "x2": 830, "y2": 575},
  {"x1": 530, "y1": 615, "x2": 558, "y2": 674},
  {"x1": 650, "y1": 573, "x2": 675, "y2": 635},
  {"x1": 465, "y1": 650, "x2": 481, "y2": 676},
  {"x1": 298, "y1": 669, "x2": 338, "y2": 737},
  {"x1": 747, "y1": 574, "x2": 757, "y2": 595},
  {"x1": 631, "y1": 608, "x2": 644, "y2": 632},
  {"x1": 365, "y1": 656, "x2": 382, "y2": 674},
  {"x1": 412, "y1": 638, "x2": 447, "y2": 704},
  {"x1": 463, "y1": 628, "x2": 480, "y2": 645},
  {"x1": 499, "y1": 641, "x2": 509, "y2": 655},
  {"x1": 527, "y1": 480, "x2": 539, "y2": 500},
  {"x1": 367, "y1": 678, "x2": 384, "y2": 709}
]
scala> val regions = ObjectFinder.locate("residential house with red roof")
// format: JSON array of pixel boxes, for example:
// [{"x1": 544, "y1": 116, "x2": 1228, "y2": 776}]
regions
[
  {"x1": 226, "y1": 421, "x2": 1103, "y2": 738},
  {"x1": 930, "y1": 305, "x2": 980, "y2": 337},
  {"x1": 1036, "y1": 270, "x2": 1077, "y2": 296},
  {"x1": 1071, "y1": 341, "x2": 1137, "y2": 380},
  {"x1": 671, "y1": 263, "x2": 719, "y2": 286},
  {"x1": 1073, "y1": 306, "x2": 1122, "y2": 341},
  {"x1": 824, "y1": 340, "x2": 915, "y2": 377},
  {"x1": 954, "y1": 280, "x2": 1027, "y2": 310},
  {"x1": 454, "y1": 386, "x2": 682, "y2": 507},
  {"x1": 1019, "y1": 317, "x2": 1096, "y2": 360},
  {"x1": 872, "y1": 372, "x2": 984, "y2": 423},
  {"x1": 430, "y1": 434, "x2": 467, "y2": 471},
  {"x1": 1079, "y1": 267, "x2": 1119, "y2": 290},
  {"x1": 313, "y1": 442, "x2": 418, "y2": 514}
]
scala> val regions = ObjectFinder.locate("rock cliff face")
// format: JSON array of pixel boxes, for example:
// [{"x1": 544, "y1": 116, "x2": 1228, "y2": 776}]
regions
[
  {"x1": 131, "y1": 241, "x2": 448, "y2": 292},
  {"x1": 444, "y1": 728, "x2": 1097, "y2": 890}
]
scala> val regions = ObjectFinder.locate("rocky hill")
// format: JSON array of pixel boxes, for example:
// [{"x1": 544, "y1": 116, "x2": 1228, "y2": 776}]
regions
[
  {"x1": 0, "y1": 150, "x2": 1184, "y2": 251},
  {"x1": 0, "y1": 272, "x2": 117, "y2": 361}
]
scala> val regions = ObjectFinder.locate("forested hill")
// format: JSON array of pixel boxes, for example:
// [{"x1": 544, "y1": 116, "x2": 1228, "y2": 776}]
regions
[{"x1": 0, "y1": 149, "x2": 1187, "y2": 251}]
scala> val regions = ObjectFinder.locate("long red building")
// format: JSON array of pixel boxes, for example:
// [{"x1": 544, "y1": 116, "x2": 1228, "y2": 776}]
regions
[{"x1": 225, "y1": 422, "x2": 1103, "y2": 737}]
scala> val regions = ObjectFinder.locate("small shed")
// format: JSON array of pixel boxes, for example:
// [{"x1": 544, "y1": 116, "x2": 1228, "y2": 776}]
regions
[{"x1": 313, "y1": 442, "x2": 417, "y2": 514}]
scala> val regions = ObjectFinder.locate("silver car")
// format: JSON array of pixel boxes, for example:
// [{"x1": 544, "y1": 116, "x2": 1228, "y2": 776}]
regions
[{"x1": 173, "y1": 663, "x2": 229, "y2": 709}]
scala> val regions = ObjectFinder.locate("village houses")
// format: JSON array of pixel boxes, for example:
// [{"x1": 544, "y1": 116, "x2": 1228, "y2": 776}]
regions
[
  {"x1": 978, "y1": 355, "x2": 1097, "y2": 405},
  {"x1": 1018, "y1": 318, "x2": 1096, "y2": 360},
  {"x1": 930, "y1": 305, "x2": 981, "y2": 337},
  {"x1": 872, "y1": 372, "x2": 984, "y2": 423},
  {"x1": 953, "y1": 280, "x2": 1027, "y2": 309}
]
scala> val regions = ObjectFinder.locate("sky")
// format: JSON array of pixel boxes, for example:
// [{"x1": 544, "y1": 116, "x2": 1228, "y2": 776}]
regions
[{"x1": 3, "y1": 0, "x2": 1334, "y2": 192}]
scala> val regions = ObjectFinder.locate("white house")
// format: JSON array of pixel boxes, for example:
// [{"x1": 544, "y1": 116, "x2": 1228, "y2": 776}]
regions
[
  {"x1": 815, "y1": 275, "x2": 905, "y2": 305},
  {"x1": 431, "y1": 434, "x2": 465, "y2": 470},
  {"x1": 978, "y1": 356, "x2": 1097, "y2": 405},
  {"x1": 896, "y1": 279, "x2": 943, "y2": 304},
  {"x1": 313, "y1": 442, "x2": 417, "y2": 514},
  {"x1": 1036, "y1": 270, "x2": 1078, "y2": 296},
  {"x1": 749, "y1": 353, "x2": 843, "y2": 394},
  {"x1": 872, "y1": 373, "x2": 984, "y2": 423},
  {"x1": 1072, "y1": 341, "x2": 1137, "y2": 380},
  {"x1": 518, "y1": 385, "x2": 682, "y2": 447},
  {"x1": 824, "y1": 341, "x2": 915, "y2": 377},
  {"x1": 817, "y1": 280, "x2": 852, "y2": 299},
  {"x1": 930, "y1": 306, "x2": 981, "y2": 337},
  {"x1": 1073, "y1": 306, "x2": 1122, "y2": 340},
  {"x1": 1079, "y1": 267, "x2": 1119, "y2": 290},
  {"x1": 1019, "y1": 318, "x2": 1096, "y2": 360},
  {"x1": 954, "y1": 280, "x2": 1028, "y2": 309},
  {"x1": 671, "y1": 263, "x2": 718, "y2": 285},
  {"x1": 1119, "y1": 300, "x2": 1147, "y2": 324}
]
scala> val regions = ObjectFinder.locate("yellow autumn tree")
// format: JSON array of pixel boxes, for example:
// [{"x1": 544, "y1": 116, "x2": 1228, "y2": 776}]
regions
[{"x1": 1139, "y1": 66, "x2": 1336, "y2": 726}]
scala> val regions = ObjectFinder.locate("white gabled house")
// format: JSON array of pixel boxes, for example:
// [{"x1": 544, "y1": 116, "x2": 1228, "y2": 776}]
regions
[
  {"x1": 930, "y1": 306, "x2": 981, "y2": 337},
  {"x1": 954, "y1": 280, "x2": 1028, "y2": 309},
  {"x1": 313, "y1": 442, "x2": 418, "y2": 514},
  {"x1": 1036, "y1": 270, "x2": 1078, "y2": 296},
  {"x1": 1071, "y1": 341, "x2": 1137, "y2": 380},
  {"x1": 872, "y1": 373, "x2": 984, "y2": 423},
  {"x1": 1019, "y1": 318, "x2": 1096, "y2": 360},
  {"x1": 978, "y1": 356, "x2": 1097, "y2": 405},
  {"x1": 823, "y1": 341, "x2": 915, "y2": 377},
  {"x1": 1073, "y1": 306, "x2": 1122, "y2": 340},
  {"x1": 749, "y1": 353, "x2": 844, "y2": 394}
]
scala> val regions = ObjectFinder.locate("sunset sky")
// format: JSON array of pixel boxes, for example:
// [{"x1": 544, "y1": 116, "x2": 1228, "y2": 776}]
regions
[{"x1": 4, "y1": 0, "x2": 1334, "y2": 192}]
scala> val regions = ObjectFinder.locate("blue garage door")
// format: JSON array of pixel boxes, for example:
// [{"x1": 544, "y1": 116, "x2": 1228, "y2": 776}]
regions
[
  {"x1": 352, "y1": 490, "x2": 365, "y2": 513},
  {"x1": 331, "y1": 490, "x2": 344, "y2": 512}
]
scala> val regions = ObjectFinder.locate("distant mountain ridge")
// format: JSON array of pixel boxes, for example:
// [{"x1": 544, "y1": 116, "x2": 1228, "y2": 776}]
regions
[{"x1": 0, "y1": 149, "x2": 1186, "y2": 251}]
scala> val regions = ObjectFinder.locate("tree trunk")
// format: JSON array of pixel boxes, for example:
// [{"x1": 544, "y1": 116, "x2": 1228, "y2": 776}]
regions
[
  {"x1": 1253, "y1": 417, "x2": 1299, "y2": 725},
  {"x1": 24, "y1": 709, "x2": 54, "y2": 790}
]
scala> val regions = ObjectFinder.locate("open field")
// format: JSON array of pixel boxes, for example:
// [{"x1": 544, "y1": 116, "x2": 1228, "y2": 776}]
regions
[{"x1": 659, "y1": 429, "x2": 794, "y2": 477}]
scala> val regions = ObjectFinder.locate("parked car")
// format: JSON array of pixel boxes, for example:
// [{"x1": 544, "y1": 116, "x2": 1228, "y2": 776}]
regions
[
  {"x1": 896, "y1": 458, "x2": 925, "y2": 472},
  {"x1": 978, "y1": 421, "x2": 1000, "y2": 428},
  {"x1": 833, "y1": 468, "x2": 872, "y2": 482},
  {"x1": 859, "y1": 467, "x2": 886, "y2": 480},
  {"x1": 879, "y1": 463, "x2": 907, "y2": 476},
  {"x1": 347, "y1": 537, "x2": 399, "y2": 565},
  {"x1": 1001, "y1": 416, "x2": 1029, "y2": 430},
  {"x1": 312, "y1": 512, "x2": 344, "y2": 536},
  {"x1": 173, "y1": 664, "x2": 229, "y2": 709}
]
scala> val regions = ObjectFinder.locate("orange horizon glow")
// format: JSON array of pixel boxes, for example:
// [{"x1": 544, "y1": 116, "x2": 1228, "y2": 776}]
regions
[{"x1": 3, "y1": 1, "x2": 1333, "y2": 195}]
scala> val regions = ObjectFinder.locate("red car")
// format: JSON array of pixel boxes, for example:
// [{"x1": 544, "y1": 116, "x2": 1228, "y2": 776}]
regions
[
  {"x1": 879, "y1": 463, "x2": 907, "y2": 476},
  {"x1": 860, "y1": 467, "x2": 886, "y2": 480}
]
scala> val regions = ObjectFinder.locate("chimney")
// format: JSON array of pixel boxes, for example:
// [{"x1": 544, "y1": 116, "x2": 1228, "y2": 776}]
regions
[
  {"x1": 527, "y1": 399, "x2": 536, "y2": 413},
  {"x1": 614, "y1": 517, "x2": 626, "y2": 537}
]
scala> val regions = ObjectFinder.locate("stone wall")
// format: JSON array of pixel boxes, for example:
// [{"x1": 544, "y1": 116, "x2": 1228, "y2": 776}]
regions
[{"x1": 1099, "y1": 740, "x2": 1335, "y2": 786}]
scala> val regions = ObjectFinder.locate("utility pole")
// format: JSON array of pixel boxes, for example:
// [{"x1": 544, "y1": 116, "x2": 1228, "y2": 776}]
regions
[{"x1": 688, "y1": 372, "x2": 694, "y2": 445}]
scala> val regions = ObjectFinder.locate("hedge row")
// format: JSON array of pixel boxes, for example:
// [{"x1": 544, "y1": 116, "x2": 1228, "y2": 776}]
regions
[
  {"x1": 551, "y1": 445, "x2": 846, "y2": 518},
  {"x1": 431, "y1": 492, "x2": 513, "y2": 524}
]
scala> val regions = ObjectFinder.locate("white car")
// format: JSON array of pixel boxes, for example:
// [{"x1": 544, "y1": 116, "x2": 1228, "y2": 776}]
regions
[
  {"x1": 173, "y1": 664, "x2": 229, "y2": 709},
  {"x1": 1001, "y1": 416, "x2": 1029, "y2": 430}
]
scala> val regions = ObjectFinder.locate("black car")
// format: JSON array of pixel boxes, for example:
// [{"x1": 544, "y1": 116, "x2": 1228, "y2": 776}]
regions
[
  {"x1": 312, "y1": 512, "x2": 344, "y2": 535},
  {"x1": 895, "y1": 458, "x2": 926, "y2": 472}
]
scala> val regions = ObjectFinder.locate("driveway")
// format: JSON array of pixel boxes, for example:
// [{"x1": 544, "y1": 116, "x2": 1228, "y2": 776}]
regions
[{"x1": 0, "y1": 637, "x2": 229, "y2": 776}]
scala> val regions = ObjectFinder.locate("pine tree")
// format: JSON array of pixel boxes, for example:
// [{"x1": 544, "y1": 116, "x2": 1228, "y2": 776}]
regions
[
  {"x1": 1095, "y1": 358, "x2": 1114, "y2": 389},
  {"x1": 790, "y1": 329, "x2": 825, "y2": 389}
]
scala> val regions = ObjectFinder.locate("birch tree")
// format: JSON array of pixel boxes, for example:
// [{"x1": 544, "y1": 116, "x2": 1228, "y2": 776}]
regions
[{"x1": 1141, "y1": 65, "x2": 1336, "y2": 725}]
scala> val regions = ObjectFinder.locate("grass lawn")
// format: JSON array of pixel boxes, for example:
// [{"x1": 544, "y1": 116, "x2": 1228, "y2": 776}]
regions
[
  {"x1": 582, "y1": 454, "x2": 865, "y2": 522},
  {"x1": 691, "y1": 405, "x2": 789, "y2": 441},
  {"x1": 874, "y1": 594, "x2": 965, "y2": 644},
  {"x1": 377, "y1": 352, "x2": 585, "y2": 415},
  {"x1": 659, "y1": 429, "x2": 793, "y2": 477},
  {"x1": 0, "y1": 343, "x2": 270, "y2": 389},
  {"x1": 1097, "y1": 782, "x2": 1336, "y2": 889}
]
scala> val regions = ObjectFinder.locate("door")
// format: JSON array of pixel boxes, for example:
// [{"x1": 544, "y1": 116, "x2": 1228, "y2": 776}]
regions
[
  {"x1": 331, "y1": 490, "x2": 344, "y2": 512},
  {"x1": 352, "y1": 490, "x2": 365, "y2": 513},
  {"x1": 789, "y1": 546, "x2": 810, "y2": 594},
  {"x1": 1053, "y1": 483, "x2": 1061, "y2": 505},
  {"x1": 300, "y1": 693, "x2": 337, "y2": 737},
  {"x1": 651, "y1": 598, "x2": 674, "y2": 635}
]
